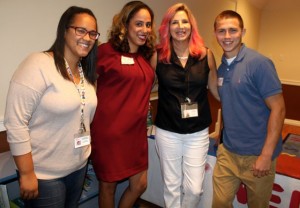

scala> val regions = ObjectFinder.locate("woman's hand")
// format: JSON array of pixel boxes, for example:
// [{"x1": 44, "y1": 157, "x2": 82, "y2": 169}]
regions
[
  {"x1": 19, "y1": 171, "x2": 38, "y2": 199},
  {"x1": 13, "y1": 152, "x2": 39, "y2": 199}
]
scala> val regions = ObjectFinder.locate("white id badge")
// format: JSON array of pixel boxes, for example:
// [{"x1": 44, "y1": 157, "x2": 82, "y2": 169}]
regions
[
  {"x1": 121, "y1": 56, "x2": 135, "y2": 65},
  {"x1": 74, "y1": 131, "x2": 91, "y2": 148},
  {"x1": 218, "y1": 77, "x2": 224, "y2": 86},
  {"x1": 181, "y1": 102, "x2": 198, "y2": 119}
]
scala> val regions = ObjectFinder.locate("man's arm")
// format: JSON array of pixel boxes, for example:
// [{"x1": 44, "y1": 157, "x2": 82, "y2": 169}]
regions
[
  {"x1": 252, "y1": 93, "x2": 285, "y2": 177},
  {"x1": 207, "y1": 48, "x2": 220, "y2": 101}
]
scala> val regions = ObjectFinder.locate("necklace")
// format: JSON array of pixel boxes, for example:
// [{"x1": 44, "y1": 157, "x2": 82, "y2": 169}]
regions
[{"x1": 177, "y1": 55, "x2": 189, "y2": 60}]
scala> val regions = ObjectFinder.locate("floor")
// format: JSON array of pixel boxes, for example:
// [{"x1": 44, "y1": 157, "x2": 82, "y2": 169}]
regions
[
  {"x1": 134, "y1": 198, "x2": 162, "y2": 208},
  {"x1": 282, "y1": 123, "x2": 300, "y2": 138},
  {"x1": 79, "y1": 196, "x2": 161, "y2": 208}
]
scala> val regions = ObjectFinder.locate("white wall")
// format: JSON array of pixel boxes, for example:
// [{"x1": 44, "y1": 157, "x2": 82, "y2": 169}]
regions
[{"x1": 0, "y1": 0, "x2": 236, "y2": 125}]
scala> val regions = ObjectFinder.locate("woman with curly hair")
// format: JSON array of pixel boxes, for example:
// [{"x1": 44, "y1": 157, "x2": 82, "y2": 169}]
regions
[{"x1": 90, "y1": 1, "x2": 156, "y2": 207}]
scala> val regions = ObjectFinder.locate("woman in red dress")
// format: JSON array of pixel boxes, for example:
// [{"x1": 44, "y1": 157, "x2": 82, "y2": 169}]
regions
[{"x1": 90, "y1": 1, "x2": 156, "y2": 207}]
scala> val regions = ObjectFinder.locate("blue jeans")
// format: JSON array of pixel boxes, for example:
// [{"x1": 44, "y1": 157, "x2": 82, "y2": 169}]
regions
[{"x1": 23, "y1": 165, "x2": 87, "y2": 208}]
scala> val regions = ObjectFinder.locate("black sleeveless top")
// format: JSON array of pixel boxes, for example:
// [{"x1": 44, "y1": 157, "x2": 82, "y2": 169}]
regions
[{"x1": 155, "y1": 49, "x2": 212, "y2": 134}]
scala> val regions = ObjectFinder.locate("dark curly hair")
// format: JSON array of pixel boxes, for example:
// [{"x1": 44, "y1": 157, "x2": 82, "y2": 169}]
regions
[{"x1": 108, "y1": 1, "x2": 156, "y2": 60}]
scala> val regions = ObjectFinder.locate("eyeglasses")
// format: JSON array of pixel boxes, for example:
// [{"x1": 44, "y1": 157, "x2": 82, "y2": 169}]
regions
[{"x1": 67, "y1": 26, "x2": 100, "y2": 40}]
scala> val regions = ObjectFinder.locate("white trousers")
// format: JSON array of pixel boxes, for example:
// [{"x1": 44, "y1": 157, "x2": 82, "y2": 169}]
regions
[{"x1": 155, "y1": 127, "x2": 209, "y2": 208}]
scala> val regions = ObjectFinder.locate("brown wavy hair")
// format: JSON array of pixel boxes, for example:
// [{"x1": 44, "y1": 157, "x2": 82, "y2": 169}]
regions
[{"x1": 108, "y1": 1, "x2": 156, "y2": 60}]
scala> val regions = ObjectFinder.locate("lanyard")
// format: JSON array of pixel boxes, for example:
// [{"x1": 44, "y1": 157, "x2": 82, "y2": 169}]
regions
[
  {"x1": 184, "y1": 70, "x2": 191, "y2": 104},
  {"x1": 65, "y1": 59, "x2": 86, "y2": 134}
]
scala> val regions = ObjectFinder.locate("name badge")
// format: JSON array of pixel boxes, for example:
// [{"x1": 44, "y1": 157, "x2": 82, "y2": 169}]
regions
[
  {"x1": 121, "y1": 56, "x2": 135, "y2": 65},
  {"x1": 181, "y1": 102, "x2": 198, "y2": 119},
  {"x1": 74, "y1": 131, "x2": 91, "y2": 148},
  {"x1": 218, "y1": 77, "x2": 224, "y2": 86}
]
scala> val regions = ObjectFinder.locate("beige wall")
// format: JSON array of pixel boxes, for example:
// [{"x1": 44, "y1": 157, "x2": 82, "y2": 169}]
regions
[
  {"x1": 190, "y1": 0, "x2": 237, "y2": 65},
  {"x1": 258, "y1": 7, "x2": 300, "y2": 85},
  {"x1": 236, "y1": 0, "x2": 261, "y2": 50},
  {"x1": 1, "y1": 0, "x2": 298, "y2": 126},
  {"x1": 0, "y1": 0, "x2": 235, "y2": 126},
  {"x1": 236, "y1": 0, "x2": 300, "y2": 85}
]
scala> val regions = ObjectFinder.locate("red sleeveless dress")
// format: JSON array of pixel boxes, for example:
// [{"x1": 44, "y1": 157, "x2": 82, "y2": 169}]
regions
[{"x1": 91, "y1": 43, "x2": 154, "y2": 182}]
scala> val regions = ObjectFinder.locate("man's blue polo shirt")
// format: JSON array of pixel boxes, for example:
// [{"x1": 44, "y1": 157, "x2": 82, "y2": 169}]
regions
[{"x1": 217, "y1": 44, "x2": 282, "y2": 159}]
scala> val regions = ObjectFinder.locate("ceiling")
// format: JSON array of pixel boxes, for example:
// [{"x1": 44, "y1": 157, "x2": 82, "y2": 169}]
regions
[{"x1": 248, "y1": 0, "x2": 300, "y2": 10}]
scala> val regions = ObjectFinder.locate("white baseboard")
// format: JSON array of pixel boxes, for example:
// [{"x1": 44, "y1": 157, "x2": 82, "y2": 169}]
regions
[
  {"x1": 284, "y1": 119, "x2": 300, "y2": 126},
  {"x1": 281, "y1": 79, "x2": 300, "y2": 86},
  {"x1": 0, "y1": 120, "x2": 5, "y2": 132}
]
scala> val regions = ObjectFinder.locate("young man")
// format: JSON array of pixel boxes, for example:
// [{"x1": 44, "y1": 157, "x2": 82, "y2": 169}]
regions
[{"x1": 212, "y1": 10, "x2": 286, "y2": 208}]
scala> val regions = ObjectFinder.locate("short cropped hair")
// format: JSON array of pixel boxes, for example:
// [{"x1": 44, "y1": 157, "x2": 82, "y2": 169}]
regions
[{"x1": 214, "y1": 10, "x2": 244, "y2": 31}]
